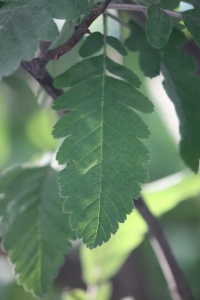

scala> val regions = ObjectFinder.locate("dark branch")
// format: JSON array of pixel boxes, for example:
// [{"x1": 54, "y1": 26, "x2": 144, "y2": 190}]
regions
[
  {"x1": 28, "y1": 0, "x2": 112, "y2": 78},
  {"x1": 108, "y1": 4, "x2": 182, "y2": 19},
  {"x1": 135, "y1": 197, "x2": 194, "y2": 300},
  {"x1": 21, "y1": 61, "x2": 63, "y2": 100}
]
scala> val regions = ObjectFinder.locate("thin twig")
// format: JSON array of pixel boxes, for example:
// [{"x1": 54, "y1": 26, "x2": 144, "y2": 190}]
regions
[
  {"x1": 108, "y1": 4, "x2": 182, "y2": 19},
  {"x1": 29, "y1": 0, "x2": 112, "y2": 78},
  {"x1": 105, "y1": 11, "x2": 130, "y2": 29},
  {"x1": 135, "y1": 197, "x2": 194, "y2": 300}
]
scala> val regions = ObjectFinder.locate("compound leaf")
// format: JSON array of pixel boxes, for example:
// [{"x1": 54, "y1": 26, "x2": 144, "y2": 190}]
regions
[
  {"x1": 0, "y1": 0, "x2": 91, "y2": 79},
  {"x1": 182, "y1": 9, "x2": 200, "y2": 48},
  {"x1": 53, "y1": 46, "x2": 154, "y2": 249},
  {"x1": 0, "y1": 166, "x2": 72, "y2": 297},
  {"x1": 161, "y1": 29, "x2": 200, "y2": 171},
  {"x1": 146, "y1": 4, "x2": 173, "y2": 48}
]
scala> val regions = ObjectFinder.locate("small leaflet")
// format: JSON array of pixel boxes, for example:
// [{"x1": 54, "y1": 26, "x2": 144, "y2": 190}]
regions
[{"x1": 146, "y1": 4, "x2": 173, "y2": 49}]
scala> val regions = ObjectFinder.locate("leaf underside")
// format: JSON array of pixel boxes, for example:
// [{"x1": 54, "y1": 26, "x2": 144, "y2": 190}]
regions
[
  {"x1": 183, "y1": 9, "x2": 200, "y2": 49},
  {"x1": 0, "y1": 166, "x2": 72, "y2": 297},
  {"x1": 161, "y1": 30, "x2": 200, "y2": 172},
  {"x1": 53, "y1": 33, "x2": 154, "y2": 249},
  {"x1": 146, "y1": 4, "x2": 173, "y2": 49},
  {"x1": 0, "y1": 0, "x2": 91, "y2": 79}
]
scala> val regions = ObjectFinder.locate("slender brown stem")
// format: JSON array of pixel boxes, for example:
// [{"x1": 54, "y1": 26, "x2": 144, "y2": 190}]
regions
[
  {"x1": 108, "y1": 4, "x2": 182, "y2": 19},
  {"x1": 135, "y1": 197, "x2": 194, "y2": 300},
  {"x1": 28, "y1": 0, "x2": 112, "y2": 78}
]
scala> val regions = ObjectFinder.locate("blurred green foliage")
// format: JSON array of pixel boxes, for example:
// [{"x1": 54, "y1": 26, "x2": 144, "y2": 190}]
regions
[{"x1": 0, "y1": 74, "x2": 57, "y2": 171}]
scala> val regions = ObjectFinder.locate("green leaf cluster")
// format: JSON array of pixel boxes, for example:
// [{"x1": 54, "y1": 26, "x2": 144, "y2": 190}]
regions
[{"x1": 52, "y1": 32, "x2": 154, "y2": 249}]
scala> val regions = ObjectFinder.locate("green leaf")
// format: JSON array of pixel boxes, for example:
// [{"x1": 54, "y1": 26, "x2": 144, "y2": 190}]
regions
[
  {"x1": 53, "y1": 76, "x2": 152, "y2": 249},
  {"x1": 0, "y1": 167, "x2": 22, "y2": 215},
  {"x1": 75, "y1": 0, "x2": 90, "y2": 16},
  {"x1": 0, "y1": 0, "x2": 91, "y2": 79},
  {"x1": 125, "y1": 21, "x2": 160, "y2": 78},
  {"x1": 182, "y1": 9, "x2": 200, "y2": 48},
  {"x1": 53, "y1": 49, "x2": 153, "y2": 248},
  {"x1": 146, "y1": 4, "x2": 173, "y2": 48},
  {"x1": 125, "y1": 24, "x2": 140, "y2": 52},
  {"x1": 106, "y1": 56, "x2": 141, "y2": 88},
  {"x1": 161, "y1": 29, "x2": 200, "y2": 171},
  {"x1": 0, "y1": 166, "x2": 72, "y2": 297},
  {"x1": 79, "y1": 32, "x2": 104, "y2": 57},
  {"x1": 81, "y1": 171, "x2": 200, "y2": 285},
  {"x1": 106, "y1": 36, "x2": 128, "y2": 56},
  {"x1": 160, "y1": 0, "x2": 181, "y2": 9},
  {"x1": 139, "y1": 43, "x2": 161, "y2": 78},
  {"x1": 54, "y1": 55, "x2": 104, "y2": 88}
]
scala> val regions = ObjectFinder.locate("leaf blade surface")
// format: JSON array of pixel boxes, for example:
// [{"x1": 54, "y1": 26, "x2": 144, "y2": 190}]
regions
[
  {"x1": 53, "y1": 73, "x2": 153, "y2": 248},
  {"x1": 0, "y1": 166, "x2": 71, "y2": 297},
  {"x1": 79, "y1": 32, "x2": 104, "y2": 58},
  {"x1": 146, "y1": 4, "x2": 173, "y2": 49},
  {"x1": 106, "y1": 36, "x2": 128, "y2": 56},
  {"x1": 161, "y1": 30, "x2": 200, "y2": 171}
]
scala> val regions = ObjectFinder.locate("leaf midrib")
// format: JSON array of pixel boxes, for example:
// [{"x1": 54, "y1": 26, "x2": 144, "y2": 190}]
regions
[
  {"x1": 93, "y1": 23, "x2": 107, "y2": 245},
  {"x1": 36, "y1": 167, "x2": 50, "y2": 291}
]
